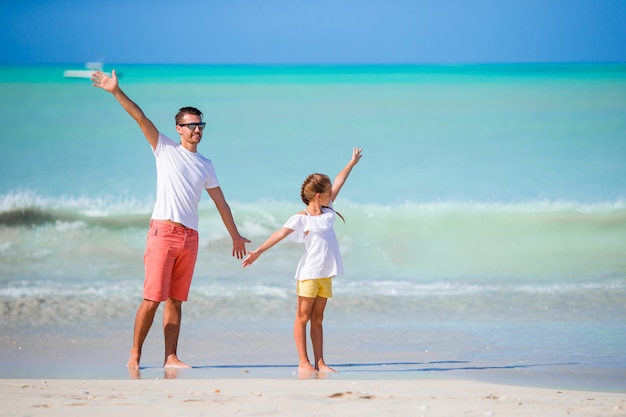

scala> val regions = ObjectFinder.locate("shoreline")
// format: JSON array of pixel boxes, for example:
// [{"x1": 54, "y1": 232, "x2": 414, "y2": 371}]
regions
[
  {"x1": 3, "y1": 317, "x2": 625, "y2": 393},
  {"x1": 4, "y1": 378, "x2": 625, "y2": 417},
  {"x1": 2, "y1": 356, "x2": 624, "y2": 394}
]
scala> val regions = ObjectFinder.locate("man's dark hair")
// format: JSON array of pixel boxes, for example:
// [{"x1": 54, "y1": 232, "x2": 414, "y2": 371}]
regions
[{"x1": 175, "y1": 107, "x2": 203, "y2": 124}]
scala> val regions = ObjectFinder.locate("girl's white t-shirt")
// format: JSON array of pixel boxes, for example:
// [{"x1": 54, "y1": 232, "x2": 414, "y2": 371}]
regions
[
  {"x1": 151, "y1": 133, "x2": 219, "y2": 231},
  {"x1": 283, "y1": 205, "x2": 344, "y2": 280}
]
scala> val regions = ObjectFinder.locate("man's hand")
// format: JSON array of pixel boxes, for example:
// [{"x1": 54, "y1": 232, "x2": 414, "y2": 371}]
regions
[
  {"x1": 91, "y1": 70, "x2": 118, "y2": 93},
  {"x1": 232, "y1": 235, "x2": 251, "y2": 259}
]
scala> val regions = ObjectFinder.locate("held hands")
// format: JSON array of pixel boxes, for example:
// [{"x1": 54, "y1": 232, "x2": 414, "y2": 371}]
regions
[{"x1": 91, "y1": 70, "x2": 118, "y2": 93}]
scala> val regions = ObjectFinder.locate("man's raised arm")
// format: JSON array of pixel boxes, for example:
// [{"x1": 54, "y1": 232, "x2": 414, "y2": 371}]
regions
[{"x1": 92, "y1": 70, "x2": 159, "y2": 150}]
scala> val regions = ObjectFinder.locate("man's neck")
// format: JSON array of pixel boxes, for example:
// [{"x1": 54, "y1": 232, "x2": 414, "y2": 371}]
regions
[{"x1": 180, "y1": 142, "x2": 198, "y2": 153}]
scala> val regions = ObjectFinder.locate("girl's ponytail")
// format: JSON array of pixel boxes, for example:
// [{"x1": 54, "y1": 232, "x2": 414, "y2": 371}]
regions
[{"x1": 300, "y1": 173, "x2": 345, "y2": 222}]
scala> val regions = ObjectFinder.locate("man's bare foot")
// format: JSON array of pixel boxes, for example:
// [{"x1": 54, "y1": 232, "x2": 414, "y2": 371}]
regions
[
  {"x1": 127, "y1": 351, "x2": 141, "y2": 370},
  {"x1": 164, "y1": 354, "x2": 192, "y2": 369},
  {"x1": 127, "y1": 367, "x2": 141, "y2": 379}
]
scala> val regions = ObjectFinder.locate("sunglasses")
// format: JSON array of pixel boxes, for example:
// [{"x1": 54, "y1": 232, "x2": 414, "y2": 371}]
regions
[{"x1": 178, "y1": 122, "x2": 206, "y2": 130}]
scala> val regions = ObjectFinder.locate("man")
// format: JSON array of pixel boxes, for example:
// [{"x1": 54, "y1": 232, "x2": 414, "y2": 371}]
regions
[{"x1": 92, "y1": 70, "x2": 249, "y2": 369}]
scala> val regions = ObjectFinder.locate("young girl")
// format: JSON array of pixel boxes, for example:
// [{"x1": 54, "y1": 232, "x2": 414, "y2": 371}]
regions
[{"x1": 242, "y1": 148, "x2": 362, "y2": 374}]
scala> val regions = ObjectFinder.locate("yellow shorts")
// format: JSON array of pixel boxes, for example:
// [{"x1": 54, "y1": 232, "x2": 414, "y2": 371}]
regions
[{"x1": 296, "y1": 277, "x2": 333, "y2": 298}]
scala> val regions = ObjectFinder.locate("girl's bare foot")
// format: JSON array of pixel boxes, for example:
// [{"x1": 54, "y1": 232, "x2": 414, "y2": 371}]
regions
[
  {"x1": 317, "y1": 360, "x2": 337, "y2": 373},
  {"x1": 298, "y1": 362, "x2": 317, "y2": 377}
]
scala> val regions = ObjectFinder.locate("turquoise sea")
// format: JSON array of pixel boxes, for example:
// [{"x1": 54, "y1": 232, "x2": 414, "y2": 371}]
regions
[{"x1": 0, "y1": 64, "x2": 625, "y2": 389}]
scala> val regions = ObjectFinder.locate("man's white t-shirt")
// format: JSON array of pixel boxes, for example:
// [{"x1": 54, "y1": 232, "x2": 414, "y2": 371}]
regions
[{"x1": 151, "y1": 133, "x2": 219, "y2": 231}]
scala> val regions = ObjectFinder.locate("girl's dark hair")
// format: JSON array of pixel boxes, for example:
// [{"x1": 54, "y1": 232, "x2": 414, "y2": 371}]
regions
[
  {"x1": 300, "y1": 173, "x2": 345, "y2": 222},
  {"x1": 175, "y1": 107, "x2": 203, "y2": 124}
]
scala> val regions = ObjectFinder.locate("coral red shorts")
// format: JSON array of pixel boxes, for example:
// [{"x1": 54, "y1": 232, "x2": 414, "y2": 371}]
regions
[{"x1": 143, "y1": 220, "x2": 199, "y2": 302}]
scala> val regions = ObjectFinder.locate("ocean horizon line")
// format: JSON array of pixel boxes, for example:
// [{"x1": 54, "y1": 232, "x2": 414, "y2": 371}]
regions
[
  {"x1": 2, "y1": 61, "x2": 624, "y2": 85},
  {"x1": 2, "y1": 61, "x2": 626, "y2": 67}
]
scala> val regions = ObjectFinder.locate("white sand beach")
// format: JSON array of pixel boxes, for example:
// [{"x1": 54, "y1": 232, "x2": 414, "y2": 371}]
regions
[{"x1": 3, "y1": 378, "x2": 625, "y2": 417}]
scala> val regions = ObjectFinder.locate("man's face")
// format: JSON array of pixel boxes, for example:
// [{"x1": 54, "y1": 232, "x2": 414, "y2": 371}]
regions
[{"x1": 176, "y1": 114, "x2": 204, "y2": 147}]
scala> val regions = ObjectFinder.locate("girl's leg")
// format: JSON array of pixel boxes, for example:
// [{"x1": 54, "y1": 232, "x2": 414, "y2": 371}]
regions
[
  {"x1": 294, "y1": 295, "x2": 317, "y2": 373},
  {"x1": 310, "y1": 296, "x2": 336, "y2": 372}
]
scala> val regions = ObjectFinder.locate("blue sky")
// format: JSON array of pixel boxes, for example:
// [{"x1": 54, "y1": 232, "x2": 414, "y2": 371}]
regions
[{"x1": 1, "y1": 0, "x2": 625, "y2": 64}]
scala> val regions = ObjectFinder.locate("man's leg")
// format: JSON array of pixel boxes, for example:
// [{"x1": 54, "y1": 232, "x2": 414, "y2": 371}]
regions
[
  {"x1": 163, "y1": 297, "x2": 191, "y2": 368},
  {"x1": 127, "y1": 299, "x2": 160, "y2": 369},
  {"x1": 162, "y1": 226, "x2": 197, "y2": 369}
]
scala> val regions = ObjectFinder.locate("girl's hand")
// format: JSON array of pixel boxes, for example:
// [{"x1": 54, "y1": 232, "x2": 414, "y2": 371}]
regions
[
  {"x1": 242, "y1": 250, "x2": 261, "y2": 268},
  {"x1": 351, "y1": 147, "x2": 363, "y2": 166}
]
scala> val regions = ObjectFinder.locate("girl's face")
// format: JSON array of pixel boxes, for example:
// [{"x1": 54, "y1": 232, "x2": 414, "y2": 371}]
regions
[{"x1": 319, "y1": 188, "x2": 333, "y2": 205}]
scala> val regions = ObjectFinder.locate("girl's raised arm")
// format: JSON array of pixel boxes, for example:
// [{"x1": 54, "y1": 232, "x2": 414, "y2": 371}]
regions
[{"x1": 331, "y1": 148, "x2": 362, "y2": 201}]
